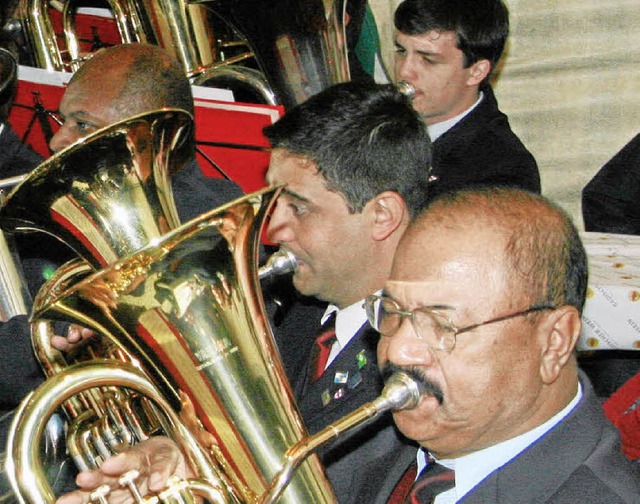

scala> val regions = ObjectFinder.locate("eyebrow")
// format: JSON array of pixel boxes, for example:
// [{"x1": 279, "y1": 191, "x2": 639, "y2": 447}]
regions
[
  {"x1": 380, "y1": 292, "x2": 456, "y2": 312},
  {"x1": 63, "y1": 110, "x2": 103, "y2": 128},
  {"x1": 279, "y1": 187, "x2": 311, "y2": 204},
  {"x1": 394, "y1": 40, "x2": 440, "y2": 59}
]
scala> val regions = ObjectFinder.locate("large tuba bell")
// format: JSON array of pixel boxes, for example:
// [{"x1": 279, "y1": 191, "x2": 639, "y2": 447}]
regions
[{"x1": 0, "y1": 108, "x2": 193, "y2": 267}]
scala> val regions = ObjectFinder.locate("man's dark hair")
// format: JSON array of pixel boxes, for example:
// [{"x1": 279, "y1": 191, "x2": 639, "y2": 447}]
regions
[
  {"x1": 427, "y1": 187, "x2": 588, "y2": 314},
  {"x1": 394, "y1": 0, "x2": 509, "y2": 76},
  {"x1": 263, "y1": 81, "x2": 432, "y2": 218}
]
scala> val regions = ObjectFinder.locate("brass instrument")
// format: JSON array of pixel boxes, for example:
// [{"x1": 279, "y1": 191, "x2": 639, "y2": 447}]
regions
[
  {"x1": 0, "y1": 107, "x2": 195, "y2": 482},
  {"x1": 7, "y1": 186, "x2": 336, "y2": 503},
  {"x1": 0, "y1": 109, "x2": 328, "y2": 502},
  {"x1": 16, "y1": 0, "x2": 275, "y2": 104},
  {"x1": 191, "y1": 0, "x2": 350, "y2": 109},
  {"x1": 0, "y1": 108, "x2": 193, "y2": 267},
  {"x1": 0, "y1": 228, "x2": 31, "y2": 320},
  {"x1": 6, "y1": 185, "x2": 421, "y2": 501},
  {"x1": 16, "y1": 0, "x2": 349, "y2": 108}
]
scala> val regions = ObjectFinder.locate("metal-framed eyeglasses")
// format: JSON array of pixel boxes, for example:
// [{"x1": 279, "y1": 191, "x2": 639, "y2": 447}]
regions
[{"x1": 364, "y1": 294, "x2": 556, "y2": 353}]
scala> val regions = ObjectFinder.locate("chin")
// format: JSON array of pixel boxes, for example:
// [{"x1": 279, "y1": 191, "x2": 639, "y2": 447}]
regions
[
  {"x1": 394, "y1": 396, "x2": 447, "y2": 439},
  {"x1": 291, "y1": 272, "x2": 314, "y2": 297}
]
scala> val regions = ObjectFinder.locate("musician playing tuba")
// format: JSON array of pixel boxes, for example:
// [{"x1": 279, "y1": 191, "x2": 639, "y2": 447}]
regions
[
  {"x1": 55, "y1": 81, "x2": 433, "y2": 503},
  {"x1": 0, "y1": 43, "x2": 243, "y2": 491}
]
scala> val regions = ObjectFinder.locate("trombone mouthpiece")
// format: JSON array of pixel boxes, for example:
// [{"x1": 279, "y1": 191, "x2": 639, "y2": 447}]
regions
[{"x1": 397, "y1": 81, "x2": 415, "y2": 100}]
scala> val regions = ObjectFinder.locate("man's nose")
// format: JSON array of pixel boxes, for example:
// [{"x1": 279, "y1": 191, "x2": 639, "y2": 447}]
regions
[
  {"x1": 395, "y1": 56, "x2": 415, "y2": 81},
  {"x1": 382, "y1": 317, "x2": 436, "y2": 368},
  {"x1": 48, "y1": 125, "x2": 77, "y2": 153},
  {"x1": 265, "y1": 203, "x2": 294, "y2": 244}
]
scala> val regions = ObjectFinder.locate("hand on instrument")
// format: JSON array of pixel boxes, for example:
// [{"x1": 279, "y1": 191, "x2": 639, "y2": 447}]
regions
[
  {"x1": 51, "y1": 324, "x2": 97, "y2": 353},
  {"x1": 55, "y1": 436, "x2": 194, "y2": 504},
  {"x1": 179, "y1": 390, "x2": 219, "y2": 451}
]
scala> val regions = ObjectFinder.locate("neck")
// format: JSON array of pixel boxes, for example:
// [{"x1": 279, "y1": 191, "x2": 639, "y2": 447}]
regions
[{"x1": 424, "y1": 88, "x2": 481, "y2": 126}]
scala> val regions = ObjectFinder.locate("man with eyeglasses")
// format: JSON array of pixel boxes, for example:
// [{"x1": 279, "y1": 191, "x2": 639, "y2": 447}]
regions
[{"x1": 369, "y1": 187, "x2": 639, "y2": 502}]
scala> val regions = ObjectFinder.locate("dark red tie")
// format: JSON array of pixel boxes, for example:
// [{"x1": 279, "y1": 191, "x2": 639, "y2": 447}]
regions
[
  {"x1": 312, "y1": 313, "x2": 337, "y2": 381},
  {"x1": 407, "y1": 461, "x2": 455, "y2": 504},
  {"x1": 387, "y1": 460, "x2": 417, "y2": 503}
]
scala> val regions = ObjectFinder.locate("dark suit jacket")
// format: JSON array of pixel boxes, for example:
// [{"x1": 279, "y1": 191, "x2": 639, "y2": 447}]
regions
[
  {"x1": 458, "y1": 372, "x2": 640, "y2": 503},
  {"x1": 272, "y1": 294, "x2": 418, "y2": 504},
  {"x1": 582, "y1": 132, "x2": 640, "y2": 235},
  {"x1": 428, "y1": 85, "x2": 541, "y2": 201},
  {"x1": 0, "y1": 123, "x2": 44, "y2": 179}
]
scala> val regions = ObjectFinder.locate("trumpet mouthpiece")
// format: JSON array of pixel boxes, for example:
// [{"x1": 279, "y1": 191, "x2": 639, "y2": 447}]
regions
[
  {"x1": 397, "y1": 81, "x2": 415, "y2": 100},
  {"x1": 381, "y1": 371, "x2": 422, "y2": 411}
]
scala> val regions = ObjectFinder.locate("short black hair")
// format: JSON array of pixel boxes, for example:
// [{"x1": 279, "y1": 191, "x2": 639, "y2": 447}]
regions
[
  {"x1": 395, "y1": 0, "x2": 509, "y2": 76},
  {"x1": 263, "y1": 81, "x2": 432, "y2": 218}
]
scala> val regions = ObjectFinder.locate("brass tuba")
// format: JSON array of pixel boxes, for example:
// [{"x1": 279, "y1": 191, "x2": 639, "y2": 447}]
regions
[
  {"x1": 15, "y1": 0, "x2": 350, "y2": 108},
  {"x1": 16, "y1": 0, "x2": 275, "y2": 104},
  {"x1": 6, "y1": 184, "x2": 421, "y2": 502},
  {"x1": 0, "y1": 109, "x2": 331, "y2": 502},
  {"x1": 191, "y1": 0, "x2": 350, "y2": 109},
  {"x1": 0, "y1": 107, "x2": 196, "y2": 481}
]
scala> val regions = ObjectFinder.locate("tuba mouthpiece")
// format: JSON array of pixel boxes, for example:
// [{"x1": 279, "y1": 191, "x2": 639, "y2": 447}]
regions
[{"x1": 258, "y1": 249, "x2": 298, "y2": 280}]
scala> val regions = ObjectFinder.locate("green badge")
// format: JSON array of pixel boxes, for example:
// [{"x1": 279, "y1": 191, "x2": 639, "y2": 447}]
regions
[{"x1": 356, "y1": 350, "x2": 367, "y2": 368}]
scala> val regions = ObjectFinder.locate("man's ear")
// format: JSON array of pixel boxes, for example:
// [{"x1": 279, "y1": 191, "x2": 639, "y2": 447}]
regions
[
  {"x1": 369, "y1": 191, "x2": 407, "y2": 241},
  {"x1": 538, "y1": 306, "x2": 582, "y2": 384},
  {"x1": 466, "y1": 59, "x2": 491, "y2": 87}
]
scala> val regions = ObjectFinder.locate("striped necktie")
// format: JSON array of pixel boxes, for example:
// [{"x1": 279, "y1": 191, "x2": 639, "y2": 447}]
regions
[{"x1": 407, "y1": 460, "x2": 455, "y2": 503}]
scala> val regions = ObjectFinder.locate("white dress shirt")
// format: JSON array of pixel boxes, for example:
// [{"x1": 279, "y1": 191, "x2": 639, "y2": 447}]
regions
[{"x1": 320, "y1": 299, "x2": 368, "y2": 369}]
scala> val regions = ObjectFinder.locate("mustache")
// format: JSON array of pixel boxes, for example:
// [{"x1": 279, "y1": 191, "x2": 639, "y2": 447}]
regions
[{"x1": 381, "y1": 362, "x2": 444, "y2": 405}]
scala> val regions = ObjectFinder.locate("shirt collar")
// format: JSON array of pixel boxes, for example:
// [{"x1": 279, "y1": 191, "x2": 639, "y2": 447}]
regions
[
  {"x1": 427, "y1": 91, "x2": 484, "y2": 142},
  {"x1": 322, "y1": 299, "x2": 368, "y2": 350}
]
